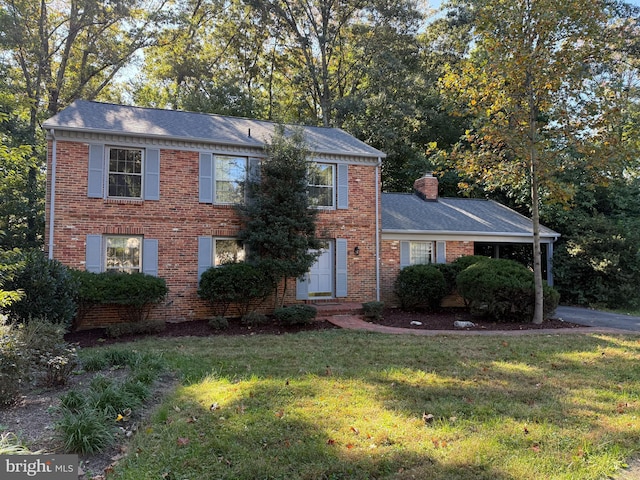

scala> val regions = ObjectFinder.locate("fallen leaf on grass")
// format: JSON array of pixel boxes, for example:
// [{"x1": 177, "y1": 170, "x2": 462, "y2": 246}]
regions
[
  {"x1": 350, "y1": 426, "x2": 360, "y2": 435},
  {"x1": 327, "y1": 439, "x2": 336, "y2": 445},
  {"x1": 177, "y1": 437, "x2": 190, "y2": 446}
]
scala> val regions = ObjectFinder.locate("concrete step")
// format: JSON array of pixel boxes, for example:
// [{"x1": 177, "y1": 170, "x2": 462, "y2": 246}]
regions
[{"x1": 312, "y1": 302, "x2": 363, "y2": 318}]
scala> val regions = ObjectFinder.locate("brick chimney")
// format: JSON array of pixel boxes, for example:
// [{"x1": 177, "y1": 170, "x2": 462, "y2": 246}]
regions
[{"x1": 413, "y1": 173, "x2": 438, "y2": 201}]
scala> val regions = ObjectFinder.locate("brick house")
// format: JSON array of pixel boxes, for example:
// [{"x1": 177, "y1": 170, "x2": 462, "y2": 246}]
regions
[
  {"x1": 44, "y1": 101, "x2": 559, "y2": 326},
  {"x1": 380, "y1": 173, "x2": 560, "y2": 305},
  {"x1": 43, "y1": 101, "x2": 384, "y2": 326}
]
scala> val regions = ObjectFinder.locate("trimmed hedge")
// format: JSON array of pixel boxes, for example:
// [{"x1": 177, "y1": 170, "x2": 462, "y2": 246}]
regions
[
  {"x1": 273, "y1": 305, "x2": 317, "y2": 325},
  {"x1": 456, "y1": 258, "x2": 560, "y2": 322},
  {"x1": 72, "y1": 271, "x2": 168, "y2": 324},
  {"x1": 394, "y1": 264, "x2": 448, "y2": 311},
  {"x1": 198, "y1": 263, "x2": 273, "y2": 316}
]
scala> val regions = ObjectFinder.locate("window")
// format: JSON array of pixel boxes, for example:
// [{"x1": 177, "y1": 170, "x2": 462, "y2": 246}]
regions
[
  {"x1": 409, "y1": 241, "x2": 434, "y2": 265},
  {"x1": 105, "y1": 236, "x2": 142, "y2": 273},
  {"x1": 215, "y1": 155, "x2": 247, "y2": 203},
  {"x1": 215, "y1": 239, "x2": 246, "y2": 266},
  {"x1": 108, "y1": 148, "x2": 143, "y2": 198},
  {"x1": 308, "y1": 163, "x2": 335, "y2": 208}
]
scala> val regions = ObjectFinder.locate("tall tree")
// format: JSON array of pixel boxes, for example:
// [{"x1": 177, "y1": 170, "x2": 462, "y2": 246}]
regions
[
  {"x1": 440, "y1": 0, "x2": 638, "y2": 323},
  {"x1": 0, "y1": 0, "x2": 164, "y2": 245},
  {"x1": 247, "y1": 0, "x2": 423, "y2": 126},
  {"x1": 238, "y1": 126, "x2": 322, "y2": 307}
]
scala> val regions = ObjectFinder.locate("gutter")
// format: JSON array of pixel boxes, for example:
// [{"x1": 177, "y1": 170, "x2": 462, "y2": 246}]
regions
[
  {"x1": 375, "y1": 159, "x2": 381, "y2": 301},
  {"x1": 47, "y1": 129, "x2": 57, "y2": 260},
  {"x1": 382, "y1": 229, "x2": 561, "y2": 241}
]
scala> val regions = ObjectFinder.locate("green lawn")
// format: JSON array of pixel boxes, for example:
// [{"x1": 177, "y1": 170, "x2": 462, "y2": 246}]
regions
[{"x1": 96, "y1": 330, "x2": 640, "y2": 480}]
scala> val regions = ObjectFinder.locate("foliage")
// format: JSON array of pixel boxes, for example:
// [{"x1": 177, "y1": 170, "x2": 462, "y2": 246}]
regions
[
  {"x1": 73, "y1": 271, "x2": 168, "y2": 324},
  {"x1": 241, "y1": 311, "x2": 270, "y2": 326},
  {"x1": 456, "y1": 258, "x2": 559, "y2": 322},
  {"x1": 208, "y1": 316, "x2": 229, "y2": 331},
  {"x1": 19, "y1": 319, "x2": 78, "y2": 386},
  {"x1": 362, "y1": 301, "x2": 384, "y2": 321},
  {"x1": 56, "y1": 347, "x2": 164, "y2": 454},
  {"x1": 0, "y1": 321, "x2": 26, "y2": 407},
  {"x1": 551, "y1": 213, "x2": 640, "y2": 310},
  {"x1": 273, "y1": 305, "x2": 317, "y2": 325},
  {"x1": 57, "y1": 406, "x2": 115, "y2": 454},
  {"x1": 394, "y1": 264, "x2": 448, "y2": 311},
  {"x1": 439, "y1": 0, "x2": 638, "y2": 323},
  {"x1": 198, "y1": 263, "x2": 273, "y2": 317},
  {"x1": 0, "y1": 432, "x2": 40, "y2": 455},
  {"x1": 2, "y1": 250, "x2": 77, "y2": 327},
  {"x1": 238, "y1": 126, "x2": 322, "y2": 307}
]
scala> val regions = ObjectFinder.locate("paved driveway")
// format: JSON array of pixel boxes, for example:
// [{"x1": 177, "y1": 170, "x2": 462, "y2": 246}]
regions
[{"x1": 555, "y1": 306, "x2": 640, "y2": 332}]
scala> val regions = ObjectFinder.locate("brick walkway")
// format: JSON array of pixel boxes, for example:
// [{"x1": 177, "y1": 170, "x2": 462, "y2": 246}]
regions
[{"x1": 324, "y1": 314, "x2": 633, "y2": 336}]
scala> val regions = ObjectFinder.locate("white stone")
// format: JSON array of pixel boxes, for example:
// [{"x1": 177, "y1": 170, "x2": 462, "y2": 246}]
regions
[{"x1": 454, "y1": 320, "x2": 476, "y2": 328}]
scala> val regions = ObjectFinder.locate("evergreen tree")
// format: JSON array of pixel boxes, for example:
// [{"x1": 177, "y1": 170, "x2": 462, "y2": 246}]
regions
[{"x1": 238, "y1": 126, "x2": 322, "y2": 307}]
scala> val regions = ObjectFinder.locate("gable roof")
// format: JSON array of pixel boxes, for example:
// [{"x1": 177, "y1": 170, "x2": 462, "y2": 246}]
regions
[
  {"x1": 382, "y1": 193, "x2": 560, "y2": 240},
  {"x1": 43, "y1": 100, "x2": 385, "y2": 159}
]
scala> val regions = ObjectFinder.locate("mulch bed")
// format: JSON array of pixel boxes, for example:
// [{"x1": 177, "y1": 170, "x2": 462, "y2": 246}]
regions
[
  {"x1": 65, "y1": 318, "x2": 338, "y2": 348},
  {"x1": 65, "y1": 308, "x2": 586, "y2": 348},
  {"x1": 375, "y1": 307, "x2": 586, "y2": 331}
]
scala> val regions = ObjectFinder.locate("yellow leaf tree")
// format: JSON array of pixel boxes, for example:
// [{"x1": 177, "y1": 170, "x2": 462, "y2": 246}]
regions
[{"x1": 441, "y1": 0, "x2": 636, "y2": 323}]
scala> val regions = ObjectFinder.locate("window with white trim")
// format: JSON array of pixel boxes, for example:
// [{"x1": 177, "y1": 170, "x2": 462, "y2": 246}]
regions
[
  {"x1": 410, "y1": 241, "x2": 434, "y2": 265},
  {"x1": 308, "y1": 163, "x2": 335, "y2": 208},
  {"x1": 215, "y1": 155, "x2": 247, "y2": 203},
  {"x1": 108, "y1": 147, "x2": 143, "y2": 198},
  {"x1": 105, "y1": 236, "x2": 142, "y2": 273},
  {"x1": 215, "y1": 239, "x2": 246, "y2": 266}
]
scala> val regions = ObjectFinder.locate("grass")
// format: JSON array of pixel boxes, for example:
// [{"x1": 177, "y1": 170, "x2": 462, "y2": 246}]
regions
[{"x1": 91, "y1": 330, "x2": 640, "y2": 480}]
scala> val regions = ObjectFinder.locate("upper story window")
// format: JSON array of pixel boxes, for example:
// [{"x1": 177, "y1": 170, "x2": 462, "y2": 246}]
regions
[
  {"x1": 105, "y1": 235, "x2": 142, "y2": 273},
  {"x1": 215, "y1": 155, "x2": 247, "y2": 204},
  {"x1": 308, "y1": 163, "x2": 335, "y2": 208},
  {"x1": 108, "y1": 148, "x2": 143, "y2": 198}
]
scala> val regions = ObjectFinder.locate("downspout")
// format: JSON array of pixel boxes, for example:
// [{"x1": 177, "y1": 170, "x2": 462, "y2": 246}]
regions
[
  {"x1": 48, "y1": 129, "x2": 57, "y2": 260},
  {"x1": 375, "y1": 159, "x2": 381, "y2": 301}
]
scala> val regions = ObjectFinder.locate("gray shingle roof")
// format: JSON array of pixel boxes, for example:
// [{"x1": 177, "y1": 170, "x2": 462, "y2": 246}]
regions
[
  {"x1": 43, "y1": 100, "x2": 385, "y2": 159},
  {"x1": 382, "y1": 193, "x2": 559, "y2": 239}
]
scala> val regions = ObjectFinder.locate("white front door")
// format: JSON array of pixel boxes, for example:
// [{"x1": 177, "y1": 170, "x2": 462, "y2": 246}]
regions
[{"x1": 308, "y1": 242, "x2": 333, "y2": 298}]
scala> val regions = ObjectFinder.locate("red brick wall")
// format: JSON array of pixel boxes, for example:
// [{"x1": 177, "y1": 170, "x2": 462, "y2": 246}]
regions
[{"x1": 46, "y1": 140, "x2": 380, "y2": 328}]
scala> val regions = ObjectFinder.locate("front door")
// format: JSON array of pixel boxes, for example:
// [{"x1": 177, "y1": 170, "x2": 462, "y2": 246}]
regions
[{"x1": 308, "y1": 242, "x2": 333, "y2": 298}]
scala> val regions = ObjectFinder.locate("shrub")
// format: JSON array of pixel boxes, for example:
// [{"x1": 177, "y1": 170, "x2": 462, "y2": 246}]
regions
[
  {"x1": 69, "y1": 269, "x2": 104, "y2": 327},
  {"x1": 394, "y1": 264, "x2": 448, "y2": 311},
  {"x1": 456, "y1": 258, "x2": 560, "y2": 322},
  {"x1": 451, "y1": 255, "x2": 491, "y2": 271},
  {"x1": 0, "y1": 323, "x2": 26, "y2": 407},
  {"x1": 19, "y1": 319, "x2": 78, "y2": 386},
  {"x1": 362, "y1": 301, "x2": 384, "y2": 321},
  {"x1": 100, "y1": 272, "x2": 168, "y2": 323},
  {"x1": 208, "y1": 316, "x2": 229, "y2": 330},
  {"x1": 241, "y1": 311, "x2": 269, "y2": 326},
  {"x1": 198, "y1": 263, "x2": 272, "y2": 316},
  {"x1": 2, "y1": 250, "x2": 77, "y2": 328},
  {"x1": 273, "y1": 305, "x2": 317, "y2": 325}
]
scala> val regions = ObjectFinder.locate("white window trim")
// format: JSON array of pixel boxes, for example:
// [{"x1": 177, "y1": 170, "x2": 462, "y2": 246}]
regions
[
  {"x1": 106, "y1": 146, "x2": 145, "y2": 199},
  {"x1": 104, "y1": 235, "x2": 143, "y2": 273},
  {"x1": 309, "y1": 162, "x2": 336, "y2": 209},
  {"x1": 214, "y1": 155, "x2": 249, "y2": 205}
]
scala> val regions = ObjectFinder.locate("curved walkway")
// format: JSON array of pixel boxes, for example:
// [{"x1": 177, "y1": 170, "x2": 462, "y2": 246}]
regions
[{"x1": 326, "y1": 306, "x2": 640, "y2": 336}]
